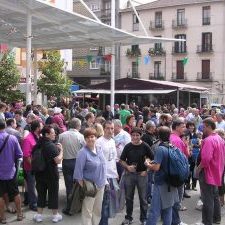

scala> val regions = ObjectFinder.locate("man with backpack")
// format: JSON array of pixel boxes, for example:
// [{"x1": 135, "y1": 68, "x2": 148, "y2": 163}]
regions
[{"x1": 145, "y1": 126, "x2": 179, "y2": 225}]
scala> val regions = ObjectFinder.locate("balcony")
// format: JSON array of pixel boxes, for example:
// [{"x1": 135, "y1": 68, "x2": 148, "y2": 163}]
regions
[
  {"x1": 203, "y1": 17, "x2": 210, "y2": 25},
  {"x1": 172, "y1": 46, "x2": 187, "y2": 55},
  {"x1": 196, "y1": 72, "x2": 213, "y2": 81},
  {"x1": 100, "y1": 68, "x2": 110, "y2": 76},
  {"x1": 149, "y1": 21, "x2": 164, "y2": 30},
  {"x1": 172, "y1": 19, "x2": 188, "y2": 29},
  {"x1": 132, "y1": 72, "x2": 140, "y2": 78},
  {"x1": 149, "y1": 73, "x2": 165, "y2": 80},
  {"x1": 126, "y1": 48, "x2": 141, "y2": 58},
  {"x1": 171, "y1": 72, "x2": 187, "y2": 81},
  {"x1": 133, "y1": 23, "x2": 139, "y2": 31},
  {"x1": 101, "y1": 9, "x2": 111, "y2": 18},
  {"x1": 148, "y1": 47, "x2": 166, "y2": 57},
  {"x1": 196, "y1": 45, "x2": 213, "y2": 54}
]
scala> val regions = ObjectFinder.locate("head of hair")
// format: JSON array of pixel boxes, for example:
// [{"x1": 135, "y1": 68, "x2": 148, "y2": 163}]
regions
[
  {"x1": 113, "y1": 119, "x2": 122, "y2": 127},
  {"x1": 85, "y1": 112, "x2": 94, "y2": 121},
  {"x1": 203, "y1": 117, "x2": 216, "y2": 130},
  {"x1": 215, "y1": 128, "x2": 225, "y2": 138},
  {"x1": 14, "y1": 109, "x2": 23, "y2": 116},
  {"x1": 0, "y1": 119, "x2": 6, "y2": 130},
  {"x1": 25, "y1": 104, "x2": 32, "y2": 112},
  {"x1": 83, "y1": 127, "x2": 97, "y2": 139},
  {"x1": 172, "y1": 119, "x2": 185, "y2": 130},
  {"x1": 126, "y1": 114, "x2": 135, "y2": 124},
  {"x1": 6, "y1": 118, "x2": 15, "y2": 127},
  {"x1": 145, "y1": 120, "x2": 155, "y2": 130},
  {"x1": 158, "y1": 126, "x2": 171, "y2": 142},
  {"x1": 27, "y1": 113, "x2": 37, "y2": 120},
  {"x1": 0, "y1": 102, "x2": 6, "y2": 110},
  {"x1": 93, "y1": 123, "x2": 104, "y2": 138},
  {"x1": 103, "y1": 120, "x2": 113, "y2": 129},
  {"x1": 41, "y1": 125, "x2": 53, "y2": 137},
  {"x1": 68, "y1": 118, "x2": 81, "y2": 129},
  {"x1": 130, "y1": 127, "x2": 142, "y2": 136},
  {"x1": 30, "y1": 120, "x2": 41, "y2": 132},
  {"x1": 120, "y1": 104, "x2": 125, "y2": 110},
  {"x1": 186, "y1": 121, "x2": 196, "y2": 130}
]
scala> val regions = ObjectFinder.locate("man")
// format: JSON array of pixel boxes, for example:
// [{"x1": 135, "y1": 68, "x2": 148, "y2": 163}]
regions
[
  {"x1": 145, "y1": 126, "x2": 179, "y2": 225},
  {"x1": 0, "y1": 119, "x2": 23, "y2": 223},
  {"x1": 58, "y1": 118, "x2": 85, "y2": 215},
  {"x1": 120, "y1": 127, "x2": 154, "y2": 225},
  {"x1": 102, "y1": 105, "x2": 114, "y2": 120},
  {"x1": 80, "y1": 112, "x2": 95, "y2": 134},
  {"x1": 113, "y1": 119, "x2": 131, "y2": 179},
  {"x1": 96, "y1": 121, "x2": 118, "y2": 225},
  {"x1": 197, "y1": 118, "x2": 225, "y2": 225},
  {"x1": 170, "y1": 119, "x2": 189, "y2": 225},
  {"x1": 216, "y1": 112, "x2": 225, "y2": 130},
  {"x1": 159, "y1": 113, "x2": 173, "y2": 128},
  {"x1": 22, "y1": 120, "x2": 42, "y2": 211},
  {"x1": 14, "y1": 109, "x2": 27, "y2": 130},
  {"x1": 119, "y1": 104, "x2": 131, "y2": 127},
  {"x1": 193, "y1": 109, "x2": 202, "y2": 130},
  {"x1": 5, "y1": 118, "x2": 22, "y2": 143},
  {"x1": 0, "y1": 103, "x2": 7, "y2": 121}
]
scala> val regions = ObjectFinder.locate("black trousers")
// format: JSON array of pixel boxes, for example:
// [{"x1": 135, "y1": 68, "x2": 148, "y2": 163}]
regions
[{"x1": 35, "y1": 175, "x2": 59, "y2": 210}]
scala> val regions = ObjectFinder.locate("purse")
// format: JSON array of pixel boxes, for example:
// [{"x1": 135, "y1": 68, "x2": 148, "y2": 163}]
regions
[{"x1": 83, "y1": 180, "x2": 98, "y2": 198}]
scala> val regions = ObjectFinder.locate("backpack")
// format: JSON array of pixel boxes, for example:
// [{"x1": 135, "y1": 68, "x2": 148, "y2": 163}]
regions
[
  {"x1": 31, "y1": 145, "x2": 46, "y2": 173},
  {"x1": 164, "y1": 144, "x2": 189, "y2": 188}
]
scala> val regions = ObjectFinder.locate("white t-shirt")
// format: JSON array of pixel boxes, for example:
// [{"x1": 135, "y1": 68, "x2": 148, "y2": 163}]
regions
[
  {"x1": 96, "y1": 136, "x2": 118, "y2": 179},
  {"x1": 216, "y1": 120, "x2": 225, "y2": 130},
  {"x1": 114, "y1": 130, "x2": 131, "y2": 160}
]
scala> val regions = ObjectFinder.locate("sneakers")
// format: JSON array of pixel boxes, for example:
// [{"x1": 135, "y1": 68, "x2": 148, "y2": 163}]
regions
[
  {"x1": 33, "y1": 214, "x2": 43, "y2": 223},
  {"x1": 121, "y1": 218, "x2": 133, "y2": 225},
  {"x1": 52, "y1": 213, "x2": 63, "y2": 223},
  {"x1": 179, "y1": 222, "x2": 188, "y2": 225}
]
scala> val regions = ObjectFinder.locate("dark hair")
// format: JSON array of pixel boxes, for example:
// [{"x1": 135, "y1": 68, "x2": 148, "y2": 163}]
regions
[
  {"x1": 172, "y1": 119, "x2": 185, "y2": 130},
  {"x1": 30, "y1": 120, "x2": 41, "y2": 132},
  {"x1": 203, "y1": 118, "x2": 216, "y2": 130},
  {"x1": 0, "y1": 102, "x2": 6, "y2": 109},
  {"x1": 158, "y1": 126, "x2": 171, "y2": 142},
  {"x1": 130, "y1": 127, "x2": 142, "y2": 136},
  {"x1": 120, "y1": 104, "x2": 125, "y2": 110},
  {"x1": 85, "y1": 112, "x2": 94, "y2": 121},
  {"x1": 41, "y1": 125, "x2": 54, "y2": 137},
  {"x1": 14, "y1": 109, "x2": 23, "y2": 116},
  {"x1": 103, "y1": 120, "x2": 113, "y2": 129},
  {"x1": 6, "y1": 118, "x2": 15, "y2": 127},
  {"x1": 126, "y1": 114, "x2": 135, "y2": 124},
  {"x1": 186, "y1": 121, "x2": 196, "y2": 131},
  {"x1": 83, "y1": 127, "x2": 97, "y2": 139},
  {"x1": 0, "y1": 119, "x2": 6, "y2": 130}
]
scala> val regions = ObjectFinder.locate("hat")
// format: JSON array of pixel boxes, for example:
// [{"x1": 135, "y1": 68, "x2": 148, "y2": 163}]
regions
[
  {"x1": 53, "y1": 107, "x2": 62, "y2": 114},
  {"x1": 130, "y1": 127, "x2": 142, "y2": 136}
]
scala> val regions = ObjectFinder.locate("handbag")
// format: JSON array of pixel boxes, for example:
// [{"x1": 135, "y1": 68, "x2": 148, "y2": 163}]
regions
[{"x1": 83, "y1": 180, "x2": 97, "y2": 198}]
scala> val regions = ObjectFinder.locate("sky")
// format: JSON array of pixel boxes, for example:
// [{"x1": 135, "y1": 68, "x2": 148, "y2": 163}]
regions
[{"x1": 120, "y1": 0, "x2": 156, "y2": 9}]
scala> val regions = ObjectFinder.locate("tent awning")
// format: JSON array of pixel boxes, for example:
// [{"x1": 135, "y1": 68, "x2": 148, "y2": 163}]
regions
[{"x1": 0, "y1": 0, "x2": 184, "y2": 49}]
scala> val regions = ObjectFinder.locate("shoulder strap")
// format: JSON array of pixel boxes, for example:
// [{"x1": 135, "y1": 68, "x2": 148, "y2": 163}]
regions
[{"x1": 0, "y1": 134, "x2": 10, "y2": 155}]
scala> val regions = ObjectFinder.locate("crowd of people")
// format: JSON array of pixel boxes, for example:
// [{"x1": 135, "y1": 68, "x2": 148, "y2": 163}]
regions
[{"x1": 0, "y1": 100, "x2": 224, "y2": 225}]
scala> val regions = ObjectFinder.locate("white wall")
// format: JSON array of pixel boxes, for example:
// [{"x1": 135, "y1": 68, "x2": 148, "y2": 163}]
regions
[{"x1": 120, "y1": 0, "x2": 156, "y2": 9}]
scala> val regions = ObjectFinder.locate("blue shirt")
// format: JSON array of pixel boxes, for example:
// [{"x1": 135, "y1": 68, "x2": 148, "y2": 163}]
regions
[{"x1": 73, "y1": 146, "x2": 107, "y2": 188}]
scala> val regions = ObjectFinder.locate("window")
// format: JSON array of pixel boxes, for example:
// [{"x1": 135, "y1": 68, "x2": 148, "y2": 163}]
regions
[
  {"x1": 177, "y1": 9, "x2": 185, "y2": 25},
  {"x1": 155, "y1": 11, "x2": 162, "y2": 28},
  {"x1": 202, "y1": 32, "x2": 212, "y2": 51},
  {"x1": 132, "y1": 62, "x2": 139, "y2": 78},
  {"x1": 154, "y1": 61, "x2": 161, "y2": 77},
  {"x1": 90, "y1": 60, "x2": 100, "y2": 70},
  {"x1": 202, "y1": 6, "x2": 210, "y2": 25},
  {"x1": 202, "y1": 60, "x2": 210, "y2": 79},
  {"x1": 131, "y1": 45, "x2": 139, "y2": 52},
  {"x1": 103, "y1": 1, "x2": 111, "y2": 16},
  {"x1": 154, "y1": 36, "x2": 162, "y2": 50},
  {"x1": 176, "y1": 60, "x2": 184, "y2": 79},
  {"x1": 133, "y1": 14, "x2": 139, "y2": 31},
  {"x1": 89, "y1": 3, "x2": 100, "y2": 12},
  {"x1": 174, "y1": 34, "x2": 186, "y2": 53}
]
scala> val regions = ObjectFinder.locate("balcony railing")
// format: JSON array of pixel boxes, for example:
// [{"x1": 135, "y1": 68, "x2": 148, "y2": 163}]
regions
[
  {"x1": 196, "y1": 72, "x2": 213, "y2": 81},
  {"x1": 172, "y1": 19, "x2": 188, "y2": 29},
  {"x1": 101, "y1": 9, "x2": 111, "y2": 18},
  {"x1": 100, "y1": 69, "x2": 110, "y2": 76},
  {"x1": 203, "y1": 17, "x2": 210, "y2": 25},
  {"x1": 132, "y1": 72, "x2": 140, "y2": 78},
  {"x1": 148, "y1": 47, "x2": 166, "y2": 56},
  {"x1": 126, "y1": 48, "x2": 141, "y2": 58},
  {"x1": 149, "y1": 73, "x2": 165, "y2": 80},
  {"x1": 171, "y1": 72, "x2": 187, "y2": 81},
  {"x1": 149, "y1": 21, "x2": 164, "y2": 30},
  {"x1": 172, "y1": 46, "x2": 187, "y2": 54},
  {"x1": 133, "y1": 23, "x2": 139, "y2": 31},
  {"x1": 196, "y1": 45, "x2": 213, "y2": 53}
]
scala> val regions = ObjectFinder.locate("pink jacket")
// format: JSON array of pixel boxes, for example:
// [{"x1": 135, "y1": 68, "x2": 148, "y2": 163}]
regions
[
  {"x1": 201, "y1": 133, "x2": 225, "y2": 186},
  {"x1": 52, "y1": 114, "x2": 67, "y2": 133}
]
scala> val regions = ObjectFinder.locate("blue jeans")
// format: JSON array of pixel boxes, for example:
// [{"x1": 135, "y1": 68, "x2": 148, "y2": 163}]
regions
[
  {"x1": 124, "y1": 172, "x2": 148, "y2": 222},
  {"x1": 147, "y1": 171, "x2": 153, "y2": 201},
  {"x1": 99, "y1": 187, "x2": 110, "y2": 225},
  {"x1": 25, "y1": 171, "x2": 37, "y2": 208},
  {"x1": 147, "y1": 184, "x2": 172, "y2": 225},
  {"x1": 172, "y1": 185, "x2": 183, "y2": 225},
  {"x1": 62, "y1": 158, "x2": 76, "y2": 211}
]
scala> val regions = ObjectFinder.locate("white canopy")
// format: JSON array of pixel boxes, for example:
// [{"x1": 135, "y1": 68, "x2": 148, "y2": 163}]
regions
[{"x1": 0, "y1": 0, "x2": 184, "y2": 49}]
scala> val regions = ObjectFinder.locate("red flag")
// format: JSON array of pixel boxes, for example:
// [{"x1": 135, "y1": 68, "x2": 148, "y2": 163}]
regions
[{"x1": 104, "y1": 54, "x2": 112, "y2": 62}]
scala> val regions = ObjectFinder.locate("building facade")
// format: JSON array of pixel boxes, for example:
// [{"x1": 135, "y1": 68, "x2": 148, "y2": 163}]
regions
[
  {"x1": 68, "y1": 0, "x2": 120, "y2": 87},
  {"x1": 120, "y1": 0, "x2": 225, "y2": 104}
]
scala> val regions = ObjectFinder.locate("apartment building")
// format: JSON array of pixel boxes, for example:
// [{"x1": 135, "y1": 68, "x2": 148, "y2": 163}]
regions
[
  {"x1": 120, "y1": 0, "x2": 225, "y2": 104},
  {"x1": 68, "y1": 0, "x2": 120, "y2": 87}
]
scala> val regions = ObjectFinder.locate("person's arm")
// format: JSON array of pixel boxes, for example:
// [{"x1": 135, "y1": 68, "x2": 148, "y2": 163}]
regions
[
  {"x1": 145, "y1": 161, "x2": 160, "y2": 171},
  {"x1": 54, "y1": 143, "x2": 63, "y2": 164},
  {"x1": 119, "y1": 159, "x2": 136, "y2": 173},
  {"x1": 199, "y1": 138, "x2": 213, "y2": 169}
]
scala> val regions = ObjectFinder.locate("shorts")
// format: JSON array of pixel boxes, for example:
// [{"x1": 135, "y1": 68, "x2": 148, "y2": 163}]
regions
[{"x1": 0, "y1": 178, "x2": 19, "y2": 198}]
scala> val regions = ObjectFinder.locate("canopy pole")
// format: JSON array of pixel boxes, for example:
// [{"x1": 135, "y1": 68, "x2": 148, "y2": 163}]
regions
[
  {"x1": 110, "y1": 0, "x2": 116, "y2": 115},
  {"x1": 26, "y1": 10, "x2": 32, "y2": 105},
  {"x1": 188, "y1": 92, "x2": 191, "y2": 107},
  {"x1": 33, "y1": 49, "x2": 38, "y2": 105},
  {"x1": 177, "y1": 88, "x2": 180, "y2": 108}
]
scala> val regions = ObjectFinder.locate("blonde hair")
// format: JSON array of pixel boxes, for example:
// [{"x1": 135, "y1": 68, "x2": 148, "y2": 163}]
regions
[{"x1": 93, "y1": 123, "x2": 104, "y2": 138}]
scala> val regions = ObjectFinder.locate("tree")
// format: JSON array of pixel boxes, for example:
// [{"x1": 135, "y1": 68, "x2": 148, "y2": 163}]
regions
[
  {"x1": 37, "y1": 50, "x2": 73, "y2": 99},
  {"x1": 0, "y1": 51, "x2": 24, "y2": 102}
]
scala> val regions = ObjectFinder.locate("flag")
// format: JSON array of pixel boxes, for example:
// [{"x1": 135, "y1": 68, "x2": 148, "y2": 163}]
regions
[
  {"x1": 96, "y1": 56, "x2": 102, "y2": 65},
  {"x1": 103, "y1": 54, "x2": 112, "y2": 62},
  {"x1": 144, "y1": 55, "x2": 151, "y2": 65},
  {"x1": 86, "y1": 55, "x2": 93, "y2": 63},
  {"x1": 182, "y1": 57, "x2": 188, "y2": 65},
  {"x1": 136, "y1": 57, "x2": 141, "y2": 65}
]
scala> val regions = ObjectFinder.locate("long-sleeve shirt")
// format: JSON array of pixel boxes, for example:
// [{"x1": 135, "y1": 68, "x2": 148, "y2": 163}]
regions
[
  {"x1": 170, "y1": 133, "x2": 189, "y2": 158},
  {"x1": 73, "y1": 146, "x2": 107, "y2": 188},
  {"x1": 201, "y1": 133, "x2": 225, "y2": 186}
]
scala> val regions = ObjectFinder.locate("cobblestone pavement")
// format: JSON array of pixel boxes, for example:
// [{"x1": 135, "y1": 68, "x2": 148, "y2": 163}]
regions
[{"x1": 4, "y1": 174, "x2": 225, "y2": 225}]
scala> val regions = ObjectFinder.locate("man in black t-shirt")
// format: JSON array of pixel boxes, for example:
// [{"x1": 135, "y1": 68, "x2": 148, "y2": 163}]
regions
[{"x1": 120, "y1": 127, "x2": 154, "y2": 225}]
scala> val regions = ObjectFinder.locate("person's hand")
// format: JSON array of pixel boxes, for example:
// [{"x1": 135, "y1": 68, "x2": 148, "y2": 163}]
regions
[
  {"x1": 78, "y1": 180, "x2": 84, "y2": 187},
  {"x1": 126, "y1": 165, "x2": 136, "y2": 173},
  {"x1": 140, "y1": 171, "x2": 147, "y2": 176},
  {"x1": 144, "y1": 158, "x2": 151, "y2": 166}
]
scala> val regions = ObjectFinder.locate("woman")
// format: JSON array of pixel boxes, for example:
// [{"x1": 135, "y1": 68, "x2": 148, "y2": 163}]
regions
[
  {"x1": 33, "y1": 125, "x2": 63, "y2": 223},
  {"x1": 74, "y1": 128, "x2": 107, "y2": 225},
  {"x1": 123, "y1": 114, "x2": 135, "y2": 134}
]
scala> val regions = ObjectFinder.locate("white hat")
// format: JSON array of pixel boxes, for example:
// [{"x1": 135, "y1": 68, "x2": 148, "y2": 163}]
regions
[{"x1": 53, "y1": 107, "x2": 62, "y2": 114}]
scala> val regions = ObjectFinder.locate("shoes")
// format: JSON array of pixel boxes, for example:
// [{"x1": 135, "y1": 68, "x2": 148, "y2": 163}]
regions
[
  {"x1": 62, "y1": 209, "x2": 72, "y2": 216},
  {"x1": 33, "y1": 214, "x2": 43, "y2": 223},
  {"x1": 179, "y1": 222, "x2": 188, "y2": 225},
  {"x1": 121, "y1": 218, "x2": 133, "y2": 225},
  {"x1": 213, "y1": 220, "x2": 221, "y2": 224},
  {"x1": 183, "y1": 192, "x2": 191, "y2": 198},
  {"x1": 52, "y1": 213, "x2": 62, "y2": 223},
  {"x1": 140, "y1": 221, "x2": 146, "y2": 225},
  {"x1": 179, "y1": 206, "x2": 187, "y2": 211},
  {"x1": 29, "y1": 206, "x2": 37, "y2": 211},
  {"x1": 0, "y1": 217, "x2": 7, "y2": 224}
]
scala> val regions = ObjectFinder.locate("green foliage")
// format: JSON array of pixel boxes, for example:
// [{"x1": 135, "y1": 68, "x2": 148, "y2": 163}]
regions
[
  {"x1": 0, "y1": 51, "x2": 24, "y2": 102},
  {"x1": 37, "y1": 50, "x2": 73, "y2": 98}
]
